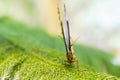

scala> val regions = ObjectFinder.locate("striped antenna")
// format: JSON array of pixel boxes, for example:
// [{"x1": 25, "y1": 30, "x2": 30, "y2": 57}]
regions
[{"x1": 57, "y1": 4, "x2": 68, "y2": 54}]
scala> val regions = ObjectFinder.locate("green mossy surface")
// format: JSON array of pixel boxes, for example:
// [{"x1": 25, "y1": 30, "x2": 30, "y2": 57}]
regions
[{"x1": 0, "y1": 17, "x2": 120, "y2": 79}]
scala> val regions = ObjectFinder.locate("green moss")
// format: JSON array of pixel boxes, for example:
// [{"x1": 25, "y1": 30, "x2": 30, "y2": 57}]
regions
[
  {"x1": 0, "y1": 16, "x2": 120, "y2": 79},
  {"x1": 0, "y1": 38, "x2": 119, "y2": 80}
]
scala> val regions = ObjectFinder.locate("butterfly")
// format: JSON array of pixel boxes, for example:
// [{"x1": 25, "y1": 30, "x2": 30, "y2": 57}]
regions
[{"x1": 57, "y1": 3, "x2": 77, "y2": 64}]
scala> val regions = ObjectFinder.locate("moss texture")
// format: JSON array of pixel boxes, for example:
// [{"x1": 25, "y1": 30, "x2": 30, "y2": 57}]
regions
[{"x1": 0, "y1": 17, "x2": 120, "y2": 79}]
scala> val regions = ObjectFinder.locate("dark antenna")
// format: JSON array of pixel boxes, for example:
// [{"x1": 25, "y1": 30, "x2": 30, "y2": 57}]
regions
[
  {"x1": 64, "y1": 4, "x2": 71, "y2": 51},
  {"x1": 57, "y1": 4, "x2": 68, "y2": 54}
]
